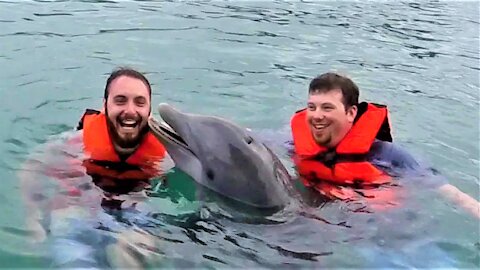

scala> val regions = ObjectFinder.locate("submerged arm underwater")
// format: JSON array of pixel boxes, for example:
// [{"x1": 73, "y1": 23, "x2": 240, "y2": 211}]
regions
[
  {"x1": 18, "y1": 132, "x2": 86, "y2": 243},
  {"x1": 282, "y1": 137, "x2": 480, "y2": 219},
  {"x1": 437, "y1": 184, "x2": 480, "y2": 218},
  {"x1": 17, "y1": 131, "x2": 165, "y2": 268},
  {"x1": 378, "y1": 142, "x2": 480, "y2": 219}
]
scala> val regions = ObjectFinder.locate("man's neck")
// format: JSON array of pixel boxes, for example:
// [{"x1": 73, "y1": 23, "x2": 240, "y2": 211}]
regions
[{"x1": 113, "y1": 144, "x2": 139, "y2": 161}]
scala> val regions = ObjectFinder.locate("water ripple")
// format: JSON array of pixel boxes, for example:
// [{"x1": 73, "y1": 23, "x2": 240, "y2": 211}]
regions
[
  {"x1": 457, "y1": 53, "x2": 480, "y2": 61},
  {"x1": 4, "y1": 138, "x2": 27, "y2": 149},
  {"x1": 216, "y1": 38, "x2": 246, "y2": 44},
  {"x1": 379, "y1": 23, "x2": 448, "y2": 42},
  {"x1": 202, "y1": 254, "x2": 227, "y2": 264},
  {"x1": 206, "y1": 27, "x2": 297, "y2": 40},
  {"x1": 98, "y1": 26, "x2": 198, "y2": 34},
  {"x1": 0, "y1": 31, "x2": 92, "y2": 38},
  {"x1": 410, "y1": 51, "x2": 443, "y2": 59},
  {"x1": 33, "y1": 12, "x2": 73, "y2": 16},
  {"x1": 266, "y1": 243, "x2": 331, "y2": 261},
  {"x1": 463, "y1": 65, "x2": 479, "y2": 71},
  {"x1": 213, "y1": 69, "x2": 244, "y2": 77},
  {"x1": 137, "y1": 5, "x2": 160, "y2": 13},
  {"x1": 87, "y1": 55, "x2": 111, "y2": 61},
  {"x1": 33, "y1": 97, "x2": 92, "y2": 110},
  {"x1": 172, "y1": 13, "x2": 204, "y2": 20},
  {"x1": 63, "y1": 66, "x2": 83, "y2": 70},
  {"x1": 272, "y1": 64, "x2": 295, "y2": 72},
  {"x1": 412, "y1": 18, "x2": 451, "y2": 26},
  {"x1": 17, "y1": 79, "x2": 45, "y2": 87},
  {"x1": 217, "y1": 92, "x2": 244, "y2": 99},
  {"x1": 72, "y1": 0, "x2": 117, "y2": 3},
  {"x1": 70, "y1": 9, "x2": 100, "y2": 13},
  {"x1": 1, "y1": 31, "x2": 65, "y2": 37}
]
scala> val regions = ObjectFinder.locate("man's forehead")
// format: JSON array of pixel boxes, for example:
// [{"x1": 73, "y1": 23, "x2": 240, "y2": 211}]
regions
[
  {"x1": 109, "y1": 86, "x2": 150, "y2": 98},
  {"x1": 308, "y1": 89, "x2": 344, "y2": 102},
  {"x1": 109, "y1": 75, "x2": 149, "y2": 90},
  {"x1": 111, "y1": 91, "x2": 149, "y2": 98}
]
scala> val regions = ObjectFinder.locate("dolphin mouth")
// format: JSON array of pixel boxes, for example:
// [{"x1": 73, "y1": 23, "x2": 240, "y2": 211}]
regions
[{"x1": 148, "y1": 117, "x2": 189, "y2": 149}]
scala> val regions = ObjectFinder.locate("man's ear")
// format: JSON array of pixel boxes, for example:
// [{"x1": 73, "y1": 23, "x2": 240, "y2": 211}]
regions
[
  {"x1": 347, "y1": 105, "x2": 358, "y2": 123},
  {"x1": 100, "y1": 99, "x2": 106, "y2": 114}
]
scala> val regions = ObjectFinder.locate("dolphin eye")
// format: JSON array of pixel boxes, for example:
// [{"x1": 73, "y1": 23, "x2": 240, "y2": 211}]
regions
[
  {"x1": 206, "y1": 169, "x2": 215, "y2": 181},
  {"x1": 245, "y1": 136, "x2": 253, "y2": 144}
]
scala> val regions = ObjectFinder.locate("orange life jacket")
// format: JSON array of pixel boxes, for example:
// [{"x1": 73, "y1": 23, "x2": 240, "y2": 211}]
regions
[
  {"x1": 291, "y1": 102, "x2": 395, "y2": 202},
  {"x1": 78, "y1": 109, "x2": 166, "y2": 181}
]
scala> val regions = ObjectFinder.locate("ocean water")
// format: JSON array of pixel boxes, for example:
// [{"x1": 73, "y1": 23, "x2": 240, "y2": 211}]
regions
[{"x1": 0, "y1": 0, "x2": 478, "y2": 268}]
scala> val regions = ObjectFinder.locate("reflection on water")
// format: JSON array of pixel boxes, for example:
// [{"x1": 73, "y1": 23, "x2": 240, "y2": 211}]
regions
[{"x1": 0, "y1": 0, "x2": 478, "y2": 268}]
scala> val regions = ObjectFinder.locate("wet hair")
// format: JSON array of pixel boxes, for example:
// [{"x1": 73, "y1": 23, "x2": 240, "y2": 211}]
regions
[
  {"x1": 308, "y1": 72, "x2": 359, "y2": 109},
  {"x1": 104, "y1": 67, "x2": 152, "y2": 100}
]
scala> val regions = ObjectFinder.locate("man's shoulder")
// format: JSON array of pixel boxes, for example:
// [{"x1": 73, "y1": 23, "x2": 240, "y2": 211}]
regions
[
  {"x1": 41, "y1": 130, "x2": 84, "y2": 154},
  {"x1": 367, "y1": 140, "x2": 420, "y2": 170},
  {"x1": 76, "y1": 109, "x2": 101, "y2": 130},
  {"x1": 368, "y1": 140, "x2": 449, "y2": 187},
  {"x1": 20, "y1": 129, "x2": 85, "y2": 176}
]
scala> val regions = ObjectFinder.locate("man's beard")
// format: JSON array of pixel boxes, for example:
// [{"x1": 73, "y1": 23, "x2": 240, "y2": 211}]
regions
[{"x1": 105, "y1": 109, "x2": 149, "y2": 149}]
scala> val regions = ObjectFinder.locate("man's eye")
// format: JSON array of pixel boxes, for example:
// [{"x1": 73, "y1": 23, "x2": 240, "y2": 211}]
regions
[
  {"x1": 114, "y1": 98, "x2": 126, "y2": 104},
  {"x1": 135, "y1": 98, "x2": 147, "y2": 106}
]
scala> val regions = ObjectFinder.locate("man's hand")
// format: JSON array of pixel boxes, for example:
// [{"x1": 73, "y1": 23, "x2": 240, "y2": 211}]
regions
[{"x1": 438, "y1": 183, "x2": 480, "y2": 219}]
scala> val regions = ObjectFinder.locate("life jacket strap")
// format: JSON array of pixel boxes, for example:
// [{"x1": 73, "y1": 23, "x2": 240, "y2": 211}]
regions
[{"x1": 309, "y1": 150, "x2": 368, "y2": 168}]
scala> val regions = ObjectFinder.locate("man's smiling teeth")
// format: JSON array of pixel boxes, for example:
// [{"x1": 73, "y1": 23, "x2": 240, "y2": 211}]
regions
[
  {"x1": 120, "y1": 119, "x2": 138, "y2": 128},
  {"x1": 313, "y1": 123, "x2": 328, "y2": 129}
]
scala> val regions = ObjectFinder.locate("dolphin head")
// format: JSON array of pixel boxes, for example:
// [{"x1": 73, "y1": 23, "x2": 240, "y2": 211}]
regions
[{"x1": 148, "y1": 103, "x2": 294, "y2": 210}]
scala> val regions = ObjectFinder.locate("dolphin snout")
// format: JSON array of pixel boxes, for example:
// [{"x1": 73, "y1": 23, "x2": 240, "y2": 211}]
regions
[
  {"x1": 157, "y1": 103, "x2": 183, "y2": 124},
  {"x1": 158, "y1": 103, "x2": 176, "y2": 117},
  {"x1": 156, "y1": 103, "x2": 191, "y2": 138}
]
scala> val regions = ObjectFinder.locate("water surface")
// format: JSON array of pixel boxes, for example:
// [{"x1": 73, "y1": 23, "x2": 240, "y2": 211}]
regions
[{"x1": 0, "y1": 0, "x2": 478, "y2": 268}]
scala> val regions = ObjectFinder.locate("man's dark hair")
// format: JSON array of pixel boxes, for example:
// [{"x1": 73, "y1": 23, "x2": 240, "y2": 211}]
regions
[
  {"x1": 104, "y1": 67, "x2": 152, "y2": 100},
  {"x1": 309, "y1": 72, "x2": 359, "y2": 109}
]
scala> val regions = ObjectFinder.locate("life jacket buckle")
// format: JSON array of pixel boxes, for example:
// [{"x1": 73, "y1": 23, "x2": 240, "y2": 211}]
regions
[{"x1": 313, "y1": 150, "x2": 337, "y2": 168}]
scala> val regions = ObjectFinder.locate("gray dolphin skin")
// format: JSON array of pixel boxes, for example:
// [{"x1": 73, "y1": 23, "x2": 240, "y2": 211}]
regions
[{"x1": 148, "y1": 103, "x2": 296, "y2": 210}]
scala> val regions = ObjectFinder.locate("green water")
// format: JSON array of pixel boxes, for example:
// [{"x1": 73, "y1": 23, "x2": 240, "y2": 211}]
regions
[{"x1": 0, "y1": 0, "x2": 478, "y2": 268}]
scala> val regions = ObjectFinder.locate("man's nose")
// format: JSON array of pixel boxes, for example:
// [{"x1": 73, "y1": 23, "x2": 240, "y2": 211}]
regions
[
  {"x1": 312, "y1": 108, "x2": 325, "y2": 119},
  {"x1": 124, "y1": 101, "x2": 137, "y2": 115}
]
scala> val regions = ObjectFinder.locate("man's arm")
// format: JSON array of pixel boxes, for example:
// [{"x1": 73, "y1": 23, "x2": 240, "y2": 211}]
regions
[
  {"x1": 18, "y1": 131, "x2": 85, "y2": 242},
  {"x1": 437, "y1": 184, "x2": 480, "y2": 218},
  {"x1": 19, "y1": 146, "x2": 56, "y2": 243},
  {"x1": 370, "y1": 140, "x2": 480, "y2": 219},
  {"x1": 249, "y1": 127, "x2": 295, "y2": 157}
]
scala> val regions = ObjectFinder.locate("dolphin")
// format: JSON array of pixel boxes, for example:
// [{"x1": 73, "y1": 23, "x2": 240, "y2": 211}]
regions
[{"x1": 148, "y1": 103, "x2": 298, "y2": 211}]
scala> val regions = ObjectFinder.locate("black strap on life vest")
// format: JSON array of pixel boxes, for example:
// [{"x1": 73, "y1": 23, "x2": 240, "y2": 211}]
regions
[
  {"x1": 87, "y1": 159, "x2": 144, "y2": 173},
  {"x1": 310, "y1": 149, "x2": 368, "y2": 168},
  {"x1": 355, "y1": 102, "x2": 393, "y2": 142},
  {"x1": 76, "y1": 109, "x2": 101, "y2": 131},
  {"x1": 295, "y1": 108, "x2": 307, "y2": 114}
]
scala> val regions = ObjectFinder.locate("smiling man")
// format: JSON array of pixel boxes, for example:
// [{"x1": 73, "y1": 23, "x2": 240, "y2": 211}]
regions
[
  {"x1": 290, "y1": 72, "x2": 479, "y2": 218},
  {"x1": 76, "y1": 67, "x2": 167, "y2": 182},
  {"x1": 18, "y1": 67, "x2": 169, "y2": 267}
]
